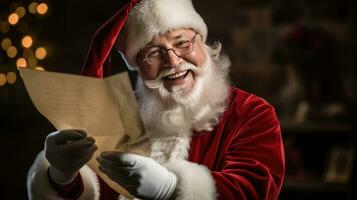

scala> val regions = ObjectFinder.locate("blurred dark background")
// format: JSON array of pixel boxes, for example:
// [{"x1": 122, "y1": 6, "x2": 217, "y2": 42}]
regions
[{"x1": 1, "y1": 0, "x2": 356, "y2": 199}]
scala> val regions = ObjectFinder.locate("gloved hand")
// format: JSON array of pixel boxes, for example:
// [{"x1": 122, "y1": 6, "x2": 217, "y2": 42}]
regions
[
  {"x1": 97, "y1": 152, "x2": 177, "y2": 200},
  {"x1": 45, "y1": 129, "x2": 97, "y2": 184}
]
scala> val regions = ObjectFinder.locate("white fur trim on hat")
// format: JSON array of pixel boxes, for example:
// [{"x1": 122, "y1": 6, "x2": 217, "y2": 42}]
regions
[
  {"x1": 124, "y1": 0, "x2": 208, "y2": 69},
  {"x1": 27, "y1": 151, "x2": 100, "y2": 200},
  {"x1": 165, "y1": 160, "x2": 217, "y2": 200}
]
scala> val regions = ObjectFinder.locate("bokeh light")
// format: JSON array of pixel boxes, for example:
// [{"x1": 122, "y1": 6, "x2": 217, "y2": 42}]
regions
[
  {"x1": 22, "y1": 35, "x2": 33, "y2": 48},
  {"x1": 16, "y1": 57, "x2": 27, "y2": 68},
  {"x1": 37, "y1": 3, "x2": 48, "y2": 15},
  {"x1": 6, "y1": 72, "x2": 17, "y2": 84},
  {"x1": 1, "y1": 38, "x2": 12, "y2": 50},
  {"x1": 7, "y1": 46, "x2": 18, "y2": 58},
  {"x1": 8, "y1": 13, "x2": 19, "y2": 25},
  {"x1": 0, "y1": 73, "x2": 6, "y2": 86},
  {"x1": 35, "y1": 47, "x2": 47, "y2": 60},
  {"x1": 29, "y1": 2, "x2": 38, "y2": 14},
  {"x1": 15, "y1": 7, "x2": 26, "y2": 18}
]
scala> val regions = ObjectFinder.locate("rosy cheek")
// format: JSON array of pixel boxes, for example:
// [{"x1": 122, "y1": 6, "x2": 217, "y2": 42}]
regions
[
  {"x1": 197, "y1": 47, "x2": 206, "y2": 67},
  {"x1": 188, "y1": 44, "x2": 206, "y2": 67},
  {"x1": 139, "y1": 65, "x2": 160, "y2": 80}
]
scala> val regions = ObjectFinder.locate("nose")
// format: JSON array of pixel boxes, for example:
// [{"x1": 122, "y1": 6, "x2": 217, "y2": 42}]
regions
[{"x1": 163, "y1": 49, "x2": 182, "y2": 68}]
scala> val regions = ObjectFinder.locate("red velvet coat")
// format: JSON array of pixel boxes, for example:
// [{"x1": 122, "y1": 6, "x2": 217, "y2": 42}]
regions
[
  {"x1": 189, "y1": 87, "x2": 285, "y2": 199},
  {"x1": 53, "y1": 87, "x2": 285, "y2": 200},
  {"x1": 39, "y1": 88, "x2": 285, "y2": 200}
]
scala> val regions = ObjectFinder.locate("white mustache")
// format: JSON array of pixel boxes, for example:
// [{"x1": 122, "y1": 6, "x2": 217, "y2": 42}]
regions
[{"x1": 144, "y1": 63, "x2": 204, "y2": 89}]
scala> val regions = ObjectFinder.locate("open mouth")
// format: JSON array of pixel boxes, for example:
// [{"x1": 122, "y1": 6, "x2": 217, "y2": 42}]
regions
[{"x1": 164, "y1": 70, "x2": 190, "y2": 80}]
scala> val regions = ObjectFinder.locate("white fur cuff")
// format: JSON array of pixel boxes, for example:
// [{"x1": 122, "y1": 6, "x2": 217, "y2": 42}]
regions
[
  {"x1": 27, "y1": 151, "x2": 100, "y2": 200},
  {"x1": 165, "y1": 160, "x2": 217, "y2": 200}
]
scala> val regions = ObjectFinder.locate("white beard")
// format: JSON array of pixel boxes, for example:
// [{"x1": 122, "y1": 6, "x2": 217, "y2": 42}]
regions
[{"x1": 135, "y1": 45, "x2": 230, "y2": 139}]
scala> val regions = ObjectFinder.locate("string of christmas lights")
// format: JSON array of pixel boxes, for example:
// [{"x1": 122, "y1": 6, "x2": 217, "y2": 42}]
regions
[{"x1": 0, "y1": 1, "x2": 49, "y2": 87}]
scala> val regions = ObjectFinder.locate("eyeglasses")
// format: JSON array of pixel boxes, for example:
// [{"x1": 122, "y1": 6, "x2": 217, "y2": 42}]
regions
[{"x1": 140, "y1": 33, "x2": 198, "y2": 66}]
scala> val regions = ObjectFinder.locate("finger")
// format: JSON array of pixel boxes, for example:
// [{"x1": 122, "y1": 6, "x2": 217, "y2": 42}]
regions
[
  {"x1": 65, "y1": 145, "x2": 98, "y2": 169},
  {"x1": 96, "y1": 156, "x2": 120, "y2": 167},
  {"x1": 54, "y1": 129, "x2": 87, "y2": 145},
  {"x1": 97, "y1": 156, "x2": 133, "y2": 176},
  {"x1": 59, "y1": 138, "x2": 95, "y2": 155},
  {"x1": 100, "y1": 151, "x2": 136, "y2": 166},
  {"x1": 65, "y1": 144, "x2": 98, "y2": 159},
  {"x1": 100, "y1": 151, "x2": 119, "y2": 159},
  {"x1": 71, "y1": 148, "x2": 97, "y2": 167},
  {"x1": 98, "y1": 164, "x2": 131, "y2": 182},
  {"x1": 96, "y1": 156, "x2": 110, "y2": 165},
  {"x1": 98, "y1": 165, "x2": 139, "y2": 194},
  {"x1": 87, "y1": 136, "x2": 95, "y2": 143}
]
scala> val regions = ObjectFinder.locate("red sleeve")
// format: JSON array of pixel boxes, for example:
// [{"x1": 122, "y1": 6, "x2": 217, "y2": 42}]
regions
[
  {"x1": 98, "y1": 176, "x2": 120, "y2": 199},
  {"x1": 212, "y1": 96, "x2": 285, "y2": 200},
  {"x1": 47, "y1": 168, "x2": 119, "y2": 200},
  {"x1": 47, "y1": 168, "x2": 84, "y2": 199}
]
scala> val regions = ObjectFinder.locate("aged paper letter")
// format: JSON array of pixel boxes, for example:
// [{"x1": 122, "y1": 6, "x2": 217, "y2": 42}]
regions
[{"x1": 20, "y1": 68, "x2": 149, "y2": 198}]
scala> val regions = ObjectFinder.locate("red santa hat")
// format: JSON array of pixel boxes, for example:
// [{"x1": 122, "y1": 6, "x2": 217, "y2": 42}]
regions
[{"x1": 81, "y1": 0, "x2": 207, "y2": 77}]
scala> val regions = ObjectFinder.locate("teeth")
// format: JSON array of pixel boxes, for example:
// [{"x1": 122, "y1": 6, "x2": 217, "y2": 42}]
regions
[{"x1": 166, "y1": 70, "x2": 188, "y2": 80}]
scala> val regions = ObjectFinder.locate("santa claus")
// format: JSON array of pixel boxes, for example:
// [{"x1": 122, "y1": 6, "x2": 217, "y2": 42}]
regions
[{"x1": 27, "y1": 0, "x2": 285, "y2": 199}]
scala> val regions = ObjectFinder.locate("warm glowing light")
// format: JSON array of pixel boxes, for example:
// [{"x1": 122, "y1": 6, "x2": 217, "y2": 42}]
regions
[
  {"x1": 37, "y1": 3, "x2": 48, "y2": 15},
  {"x1": 0, "y1": 74, "x2": 6, "y2": 86},
  {"x1": 28, "y1": 57, "x2": 38, "y2": 67},
  {"x1": 8, "y1": 13, "x2": 19, "y2": 25},
  {"x1": 0, "y1": 21, "x2": 10, "y2": 34},
  {"x1": 22, "y1": 35, "x2": 33, "y2": 48},
  {"x1": 29, "y1": 2, "x2": 38, "y2": 14},
  {"x1": 7, "y1": 46, "x2": 17, "y2": 58},
  {"x1": 1, "y1": 38, "x2": 12, "y2": 50},
  {"x1": 16, "y1": 58, "x2": 27, "y2": 68},
  {"x1": 35, "y1": 66, "x2": 45, "y2": 71},
  {"x1": 6, "y1": 72, "x2": 17, "y2": 84},
  {"x1": 35, "y1": 47, "x2": 47, "y2": 59},
  {"x1": 16, "y1": 7, "x2": 26, "y2": 18}
]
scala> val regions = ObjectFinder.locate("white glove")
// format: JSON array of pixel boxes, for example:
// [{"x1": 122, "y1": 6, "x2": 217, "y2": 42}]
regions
[
  {"x1": 97, "y1": 152, "x2": 177, "y2": 200},
  {"x1": 45, "y1": 129, "x2": 97, "y2": 184}
]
